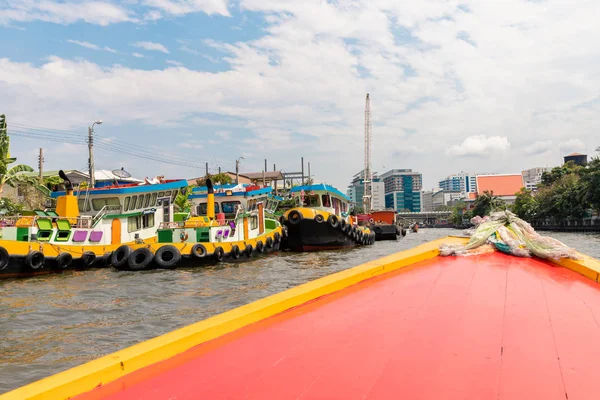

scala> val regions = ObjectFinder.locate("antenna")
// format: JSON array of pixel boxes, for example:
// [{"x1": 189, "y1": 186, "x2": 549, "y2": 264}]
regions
[
  {"x1": 363, "y1": 93, "x2": 372, "y2": 213},
  {"x1": 112, "y1": 167, "x2": 131, "y2": 179}
]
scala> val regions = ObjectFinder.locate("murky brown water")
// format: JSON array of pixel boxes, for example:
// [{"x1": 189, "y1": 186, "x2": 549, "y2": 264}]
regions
[{"x1": 1, "y1": 228, "x2": 598, "y2": 394}]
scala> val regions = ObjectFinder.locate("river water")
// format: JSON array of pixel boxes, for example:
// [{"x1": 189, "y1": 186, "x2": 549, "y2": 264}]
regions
[{"x1": 1, "y1": 228, "x2": 599, "y2": 394}]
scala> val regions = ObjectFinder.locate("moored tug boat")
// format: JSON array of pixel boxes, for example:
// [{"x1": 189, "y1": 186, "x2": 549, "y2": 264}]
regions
[
  {"x1": 110, "y1": 179, "x2": 284, "y2": 270},
  {"x1": 368, "y1": 210, "x2": 406, "y2": 240},
  {"x1": 0, "y1": 171, "x2": 188, "y2": 278},
  {"x1": 280, "y1": 184, "x2": 374, "y2": 251}
]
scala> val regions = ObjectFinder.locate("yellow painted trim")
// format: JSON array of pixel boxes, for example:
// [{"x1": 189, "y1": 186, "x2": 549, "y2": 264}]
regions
[
  {"x1": 550, "y1": 251, "x2": 600, "y2": 283},
  {"x1": 0, "y1": 236, "x2": 466, "y2": 400}
]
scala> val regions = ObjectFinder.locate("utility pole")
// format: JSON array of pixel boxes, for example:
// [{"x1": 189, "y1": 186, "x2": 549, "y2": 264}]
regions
[
  {"x1": 301, "y1": 157, "x2": 305, "y2": 185},
  {"x1": 236, "y1": 156, "x2": 245, "y2": 184},
  {"x1": 38, "y1": 148, "x2": 43, "y2": 183},
  {"x1": 88, "y1": 120, "x2": 102, "y2": 187},
  {"x1": 308, "y1": 162, "x2": 311, "y2": 184}
]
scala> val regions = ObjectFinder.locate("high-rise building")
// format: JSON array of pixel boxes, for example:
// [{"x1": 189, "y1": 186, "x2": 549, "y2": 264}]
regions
[
  {"x1": 522, "y1": 167, "x2": 550, "y2": 191},
  {"x1": 346, "y1": 170, "x2": 385, "y2": 211},
  {"x1": 438, "y1": 172, "x2": 477, "y2": 195},
  {"x1": 380, "y1": 169, "x2": 423, "y2": 212},
  {"x1": 564, "y1": 153, "x2": 587, "y2": 166}
]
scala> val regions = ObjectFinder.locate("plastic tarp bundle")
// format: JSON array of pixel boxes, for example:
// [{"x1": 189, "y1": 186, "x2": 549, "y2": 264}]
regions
[{"x1": 440, "y1": 211, "x2": 579, "y2": 260}]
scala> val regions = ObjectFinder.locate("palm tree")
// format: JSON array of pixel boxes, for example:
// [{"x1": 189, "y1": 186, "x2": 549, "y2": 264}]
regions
[{"x1": 0, "y1": 114, "x2": 41, "y2": 196}]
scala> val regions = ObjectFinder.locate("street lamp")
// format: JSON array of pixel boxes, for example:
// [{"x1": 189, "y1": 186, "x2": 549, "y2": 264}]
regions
[
  {"x1": 236, "y1": 156, "x2": 245, "y2": 184},
  {"x1": 88, "y1": 120, "x2": 103, "y2": 187}
]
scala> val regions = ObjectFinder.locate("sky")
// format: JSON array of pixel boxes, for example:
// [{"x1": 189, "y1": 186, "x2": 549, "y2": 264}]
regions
[{"x1": 1, "y1": 0, "x2": 599, "y2": 191}]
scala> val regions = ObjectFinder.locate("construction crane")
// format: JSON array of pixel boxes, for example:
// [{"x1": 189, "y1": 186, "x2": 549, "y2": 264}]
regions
[{"x1": 362, "y1": 93, "x2": 372, "y2": 213}]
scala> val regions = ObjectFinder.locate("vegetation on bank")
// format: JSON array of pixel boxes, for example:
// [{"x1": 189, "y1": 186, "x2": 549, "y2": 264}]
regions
[{"x1": 447, "y1": 155, "x2": 600, "y2": 225}]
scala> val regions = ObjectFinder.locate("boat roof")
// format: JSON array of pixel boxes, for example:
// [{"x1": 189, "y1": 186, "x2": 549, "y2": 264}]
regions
[
  {"x1": 50, "y1": 179, "x2": 188, "y2": 198},
  {"x1": 290, "y1": 184, "x2": 350, "y2": 202},
  {"x1": 189, "y1": 186, "x2": 274, "y2": 200}
]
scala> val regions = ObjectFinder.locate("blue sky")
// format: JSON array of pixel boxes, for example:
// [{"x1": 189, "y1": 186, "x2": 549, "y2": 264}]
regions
[{"x1": 1, "y1": 0, "x2": 599, "y2": 190}]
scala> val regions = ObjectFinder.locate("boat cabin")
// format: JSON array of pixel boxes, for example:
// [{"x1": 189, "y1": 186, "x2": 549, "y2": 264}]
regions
[
  {"x1": 289, "y1": 184, "x2": 351, "y2": 216},
  {"x1": 189, "y1": 184, "x2": 281, "y2": 219},
  {"x1": 0, "y1": 179, "x2": 188, "y2": 247}
]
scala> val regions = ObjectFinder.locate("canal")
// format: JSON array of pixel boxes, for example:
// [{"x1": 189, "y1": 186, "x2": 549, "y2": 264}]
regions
[{"x1": 1, "y1": 228, "x2": 599, "y2": 394}]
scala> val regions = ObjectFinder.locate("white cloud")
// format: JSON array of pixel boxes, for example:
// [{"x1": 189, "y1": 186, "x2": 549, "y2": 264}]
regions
[
  {"x1": 67, "y1": 39, "x2": 118, "y2": 53},
  {"x1": 132, "y1": 41, "x2": 169, "y2": 54},
  {"x1": 166, "y1": 60, "x2": 183, "y2": 66},
  {"x1": 3, "y1": 1, "x2": 134, "y2": 26},
  {"x1": 142, "y1": 0, "x2": 230, "y2": 17},
  {"x1": 446, "y1": 136, "x2": 511, "y2": 157},
  {"x1": 559, "y1": 138, "x2": 586, "y2": 154},
  {"x1": 524, "y1": 140, "x2": 553, "y2": 155},
  {"x1": 178, "y1": 142, "x2": 203, "y2": 149},
  {"x1": 3, "y1": 1, "x2": 600, "y2": 188},
  {"x1": 132, "y1": 52, "x2": 145, "y2": 58}
]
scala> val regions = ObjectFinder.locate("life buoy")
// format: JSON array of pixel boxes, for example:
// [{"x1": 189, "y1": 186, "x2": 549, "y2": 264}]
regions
[
  {"x1": 245, "y1": 244, "x2": 253, "y2": 257},
  {"x1": 81, "y1": 251, "x2": 96, "y2": 268},
  {"x1": 112, "y1": 245, "x2": 132, "y2": 269},
  {"x1": 25, "y1": 251, "x2": 45, "y2": 270},
  {"x1": 154, "y1": 245, "x2": 181, "y2": 268},
  {"x1": 101, "y1": 252, "x2": 112, "y2": 267},
  {"x1": 213, "y1": 246, "x2": 224, "y2": 262},
  {"x1": 274, "y1": 232, "x2": 281, "y2": 243},
  {"x1": 266, "y1": 237, "x2": 273, "y2": 249},
  {"x1": 314, "y1": 214, "x2": 325, "y2": 223},
  {"x1": 328, "y1": 215, "x2": 339, "y2": 229},
  {"x1": 256, "y1": 240, "x2": 264, "y2": 253},
  {"x1": 56, "y1": 252, "x2": 73, "y2": 269},
  {"x1": 0, "y1": 246, "x2": 9, "y2": 271},
  {"x1": 231, "y1": 245, "x2": 240, "y2": 259},
  {"x1": 288, "y1": 210, "x2": 303, "y2": 225},
  {"x1": 191, "y1": 243, "x2": 207, "y2": 258},
  {"x1": 127, "y1": 248, "x2": 154, "y2": 271}
]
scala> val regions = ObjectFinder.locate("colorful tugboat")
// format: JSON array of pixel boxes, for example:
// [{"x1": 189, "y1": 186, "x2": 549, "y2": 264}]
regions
[
  {"x1": 0, "y1": 171, "x2": 187, "y2": 278},
  {"x1": 109, "y1": 179, "x2": 284, "y2": 270},
  {"x1": 369, "y1": 210, "x2": 406, "y2": 240},
  {"x1": 280, "y1": 184, "x2": 374, "y2": 251},
  {"x1": 5, "y1": 214, "x2": 600, "y2": 400}
]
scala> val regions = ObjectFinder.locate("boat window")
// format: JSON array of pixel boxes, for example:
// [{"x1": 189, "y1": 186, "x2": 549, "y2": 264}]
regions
[
  {"x1": 197, "y1": 202, "x2": 220, "y2": 215},
  {"x1": 304, "y1": 194, "x2": 320, "y2": 207},
  {"x1": 144, "y1": 193, "x2": 151, "y2": 208},
  {"x1": 250, "y1": 215, "x2": 258, "y2": 230},
  {"x1": 92, "y1": 197, "x2": 121, "y2": 211},
  {"x1": 127, "y1": 216, "x2": 140, "y2": 232},
  {"x1": 142, "y1": 213, "x2": 154, "y2": 228},
  {"x1": 158, "y1": 191, "x2": 165, "y2": 198},
  {"x1": 151, "y1": 193, "x2": 158, "y2": 206},
  {"x1": 165, "y1": 191, "x2": 172, "y2": 197},
  {"x1": 131, "y1": 195, "x2": 138, "y2": 210},
  {"x1": 221, "y1": 201, "x2": 241, "y2": 215},
  {"x1": 322, "y1": 195, "x2": 331, "y2": 208},
  {"x1": 124, "y1": 197, "x2": 131, "y2": 211},
  {"x1": 77, "y1": 199, "x2": 91, "y2": 212}
]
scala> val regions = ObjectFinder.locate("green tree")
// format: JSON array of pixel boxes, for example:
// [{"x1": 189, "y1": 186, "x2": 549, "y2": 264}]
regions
[
  {"x1": 513, "y1": 188, "x2": 537, "y2": 221},
  {"x1": 471, "y1": 190, "x2": 504, "y2": 217},
  {"x1": 174, "y1": 187, "x2": 192, "y2": 212},
  {"x1": 579, "y1": 156, "x2": 600, "y2": 214},
  {"x1": 195, "y1": 172, "x2": 233, "y2": 187},
  {"x1": 0, "y1": 197, "x2": 25, "y2": 215},
  {"x1": 536, "y1": 174, "x2": 588, "y2": 221}
]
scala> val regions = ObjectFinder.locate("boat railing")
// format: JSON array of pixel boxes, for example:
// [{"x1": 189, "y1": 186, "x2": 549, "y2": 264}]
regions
[
  {"x1": 0, "y1": 215, "x2": 94, "y2": 229},
  {"x1": 91, "y1": 205, "x2": 123, "y2": 227},
  {"x1": 159, "y1": 218, "x2": 240, "y2": 230}
]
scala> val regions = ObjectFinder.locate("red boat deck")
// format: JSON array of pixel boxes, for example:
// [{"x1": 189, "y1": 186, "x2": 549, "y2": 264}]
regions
[{"x1": 77, "y1": 252, "x2": 600, "y2": 400}]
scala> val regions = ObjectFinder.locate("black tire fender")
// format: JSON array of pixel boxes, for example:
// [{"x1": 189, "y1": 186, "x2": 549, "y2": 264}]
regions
[
  {"x1": 245, "y1": 244, "x2": 253, "y2": 257},
  {"x1": 100, "y1": 252, "x2": 113, "y2": 267},
  {"x1": 128, "y1": 248, "x2": 154, "y2": 271},
  {"x1": 0, "y1": 246, "x2": 9, "y2": 271},
  {"x1": 81, "y1": 251, "x2": 96, "y2": 268},
  {"x1": 56, "y1": 252, "x2": 72, "y2": 269},
  {"x1": 256, "y1": 240, "x2": 264, "y2": 253},
  {"x1": 111, "y1": 245, "x2": 132, "y2": 269},
  {"x1": 288, "y1": 210, "x2": 303, "y2": 225},
  {"x1": 154, "y1": 245, "x2": 181, "y2": 268},
  {"x1": 213, "y1": 246, "x2": 224, "y2": 262},
  {"x1": 374, "y1": 226, "x2": 382, "y2": 234},
  {"x1": 328, "y1": 215, "x2": 339, "y2": 229},
  {"x1": 231, "y1": 244, "x2": 240, "y2": 260},
  {"x1": 314, "y1": 214, "x2": 325, "y2": 223},
  {"x1": 266, "y1": 237, "x2": 273, "y2": 249},
  {"x1": 25, "y1": 250, "x2": 45, "y2": 270},
  {"x1": 274, "y1": 232, "x2": 281, "y2": 243},
  {"x1": 191, "y1": 243, "x2": 207, "y2": 258}
]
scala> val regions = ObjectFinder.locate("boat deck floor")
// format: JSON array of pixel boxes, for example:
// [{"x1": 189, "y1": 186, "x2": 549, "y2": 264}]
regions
[{"x1": 77, "y1": 252, "x2": 600, "y2": 400}]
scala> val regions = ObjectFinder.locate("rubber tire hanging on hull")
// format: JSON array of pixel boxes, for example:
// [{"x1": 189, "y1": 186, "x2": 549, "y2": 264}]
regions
[
  {"x1": 213, "y1": 247, "x2": 224, "y2": 262},
  {"x1": 191, "y1": 244, "x2": 207, "y2": 259},
  {"x1": 100, "y1": 252, "x2": 113, "y2": 268},
  {"x1": 81, "y1": 251, "x2": 96, "y2": 268},
  {"x1": 25, "y1": 251, "x2": 45, "y2": 270},
  {"x1": 0, "y1": 247, "x2": 9, "y2": 271},
  {"x1": 245, "y1": 244, "x2": 253, "y2": 257},
  {"x1": 154, "y1": 245, "x2": 181, "y2": 268},
  {"x1": 112, "y1": 246, "x2": 132, "y2": 269},
  {"x1": 128, "y1": 248, "x2": 154, "y2": 271},
  {"x1": 56, "y1": 252, "x2": 73, "y2": 269},
  {"x1": 231, "y1": 245, "x2": 240, "y2": 259},
  {"x1": 256, "y1": 241, "x2": 264, "y2": 253}
]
